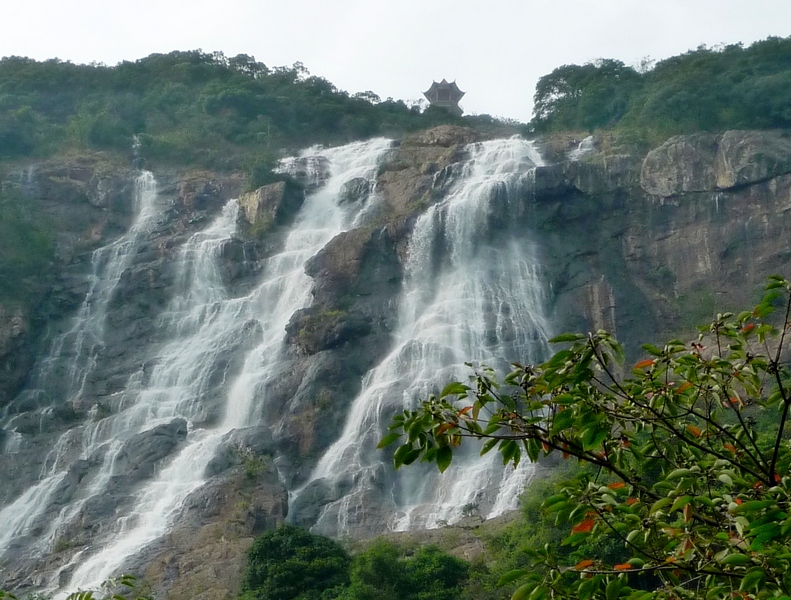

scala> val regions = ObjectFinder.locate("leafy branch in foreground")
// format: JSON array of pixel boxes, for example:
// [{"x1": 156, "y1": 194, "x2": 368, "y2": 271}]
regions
[{"x1": 382, "y1": 276, "x2": 791, "y2": 600}]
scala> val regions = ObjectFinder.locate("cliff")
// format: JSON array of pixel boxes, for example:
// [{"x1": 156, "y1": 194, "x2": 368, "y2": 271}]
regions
[{"x1": 1, "y1": 126, "x2": 791, "y2": 596}]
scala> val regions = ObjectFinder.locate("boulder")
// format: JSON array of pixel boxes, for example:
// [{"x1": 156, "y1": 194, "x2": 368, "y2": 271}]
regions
[
  {"x1": 238, "y1": 181, "x2": 303, "y2": 229},
  {"x1": 640, "y1": 133, "x2": 720, "y2": 197},
  {"x1": 113, "y1": 419, "x2": 188, "y2": 483},
  {"x1": 715, "y1": 130, "x2": 791, "y2": 189},
  {"x1": 339, "y1": 177, "x2": 372, "y2": 204}
]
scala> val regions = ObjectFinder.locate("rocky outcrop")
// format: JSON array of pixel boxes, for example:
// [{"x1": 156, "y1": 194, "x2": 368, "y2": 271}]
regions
[
  {"x1": 531, "y1": 129, "x2": 791, "y2": 355},
  {"x1": 238, "y1": 181, "x2": 304, "y2": 231},
  {"x1": 715, "y1": 130, "x2": 791, "y2": 189},
  {"x1": 641, "y1": 130, "x2": 791, "y2": 197}
]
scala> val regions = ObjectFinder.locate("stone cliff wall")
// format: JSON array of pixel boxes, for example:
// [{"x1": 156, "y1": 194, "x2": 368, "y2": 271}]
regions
[{"x1": 529, "y1": 129, "x2": 791, "y2": 355}]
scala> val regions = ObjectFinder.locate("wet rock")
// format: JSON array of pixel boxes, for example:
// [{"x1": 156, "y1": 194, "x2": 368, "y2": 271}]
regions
[
  {"x1": 339, "y1": 177, "x2": 371, "y2": 204},
  {"x1": 280, "y1": 155, "x2": 331, "y2": 191},
  {"x1": 113, "y1": 419, "x2": 188, "y2": 483},
  {"x1": 205, "y1": 426, "x2": 275, "y2": 477}
]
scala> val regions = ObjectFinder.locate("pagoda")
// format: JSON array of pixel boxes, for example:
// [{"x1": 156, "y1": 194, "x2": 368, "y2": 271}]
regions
[{"x1": 423, "y1": 79, "x2": 465, "y2": 116}]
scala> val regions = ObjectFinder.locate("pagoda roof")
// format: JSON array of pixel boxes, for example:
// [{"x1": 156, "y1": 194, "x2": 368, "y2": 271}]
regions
[{"x1": 423, "y1": 79, "x2": 465, "y2": 98}]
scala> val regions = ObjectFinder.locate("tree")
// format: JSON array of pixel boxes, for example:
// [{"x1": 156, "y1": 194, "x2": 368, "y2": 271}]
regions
[
  {"x1": 241, "y1": 524, "x2": 351, "y2": 600},
  {"x1": 340, "y1": 541, "x2": 469, "y2": 600},
  {"x1": 383, "y1": 276, "x2": 791, "y2": 599}
]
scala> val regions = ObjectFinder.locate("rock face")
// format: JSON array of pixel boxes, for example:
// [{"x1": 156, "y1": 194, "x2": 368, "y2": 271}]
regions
[
  {"x1": 3, "y1": 127, "x2": 791, "y2": 597},
  {"x1": 532, "y1": 128, "x2": 791, "y2": 354},
  {"x1": 641, "y1": 130, "x2": 791, "y2": 196},
  {"x1": 238, "y1": 181, "x2": 304, "y2": 230}
]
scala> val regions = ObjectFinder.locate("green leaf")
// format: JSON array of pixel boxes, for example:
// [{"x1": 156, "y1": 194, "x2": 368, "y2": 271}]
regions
[
  {"x1": 440, "y1": 382, "x2": 469, "y2": 397},
  {"x1": 582, "y1": 426, "x2": 608, "y2": 450},
  {"x1": 739, "y1": 568, "x2": 766, "y2": 591},
  {"x1": 481, "y1": 438, "x2": 498, "y2": 456},
  {"x1": 377, "y1": 432, "x2": 401, "y2": 449},
  {"x1": 551, "y1": 409, "x2": 574, "y2": 434},
  {"x1": 436, "y1": 445, "x2": 453, "y2": 473},
  {"x1": 665, "y1": 468, "x2": 692, "y2": 480},
  {"x1": 549, "y1": 333, "x2": 586, "y2": 344},
  {"x1": 512, "y1": 583, "x2": 537, "y2": 600},
  {"x1": 734, "y1": 500, "x2": 774, "y2": 513},
  {"x1": 719, "y1": 553, "x2": 753, "y2": 566},
  {"x1": 498, "y1": 568, "x2": 531, "y2": 586},
  {"x1": 641, "y1": 344, "x2": 663, "y2": 357}
]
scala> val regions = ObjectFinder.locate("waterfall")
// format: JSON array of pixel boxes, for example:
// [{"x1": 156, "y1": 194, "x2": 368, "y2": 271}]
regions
[
  {"x1": 298, "y1": 138, "x2": 550, "y2": 535},
  {"x1": 0, "y1": 172, "x2": 163, "y2": 561},
  {"x1": 1, "y1": 134, "x2": 552, "y2": 593},
  {"x1": 60, "y1": 138, "x2": 393, "y2": 592}
]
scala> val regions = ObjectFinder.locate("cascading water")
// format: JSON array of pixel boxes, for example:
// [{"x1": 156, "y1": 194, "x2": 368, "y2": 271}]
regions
[
  {"x1": 1, "y1": 134, "x2": 552, "y2": 593},
  {"x1": 0, "y1": 172, "x2": 163, "y2": 559},
  {"x1": 59, "y1": 138, "x2": 393, "y2": 592},
  {"x1": 298, "y1": 138, "x2": 550, "y2": 535}
]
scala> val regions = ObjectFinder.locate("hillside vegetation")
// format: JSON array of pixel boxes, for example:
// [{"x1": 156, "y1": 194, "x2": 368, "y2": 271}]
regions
[
  {"x1": 0, "y1": 50, "x2": 474, "y2": 171},
  {"x1": 530, "y1": 36, "x2": 791, "y2": 146}
]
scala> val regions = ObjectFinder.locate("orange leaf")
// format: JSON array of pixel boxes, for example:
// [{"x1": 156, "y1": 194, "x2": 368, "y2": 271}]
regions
[
  {"x1": 741, "y1": 323, "x2": 755, "y2": 333},
  {"x1": 665, "y1": 556, "x2": 677, "y2": 564},
  {"x1": 541, "y1": 442, "x2": 550, "y2": 453},
  {"x1": 575, "y1": 559, "x2": 594, "y2": 571},
  {"x1": 775, "y1": 473, "x2": 782, "y2": 483},
  {"x1": 683, "y1": 503, "x2": 692, "y2": 523},
  {"x1": 458, "y1": 406, "x2": 473, "y2": 416},
  {"x1": 625, "y1": 497, "x2": 639, "y2": 506},
  {"x1": 676, "y1": 381, "x2": 693, "y2": 394},
  {"x1": 435, "y1": 423, "x2": 454, "y2": 436},
  {"x1": 724, "y1": 443, "x2": 737, "y2": 453},
  {"x1": 613, "y1": 563, "x2": 632, "y2": 571},
  {"x1": 634, "y1": 359, "x2": 655, "y2": 369},
  {"x1": 686, "y1": 425, "x2": 702, "y2": 437},
  {"x1": 607, "y1": 482, "x2": 626, "y2": 490},
  {"x1": 734, "y1": 498, "x2": 743, "y2": 505},
  {"x1": 572, "y1": 518, "x2": 595, "y2": 534}
]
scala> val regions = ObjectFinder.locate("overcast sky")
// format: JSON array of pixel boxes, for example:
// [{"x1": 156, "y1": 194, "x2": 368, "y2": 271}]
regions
[{"x1": 1, "y1": 0, "x2": 789, "y2": 121}]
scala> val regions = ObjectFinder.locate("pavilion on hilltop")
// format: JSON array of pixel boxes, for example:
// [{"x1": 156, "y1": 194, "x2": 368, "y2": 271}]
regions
[{"x1": 423, "y1": 79, "x2": 465, "y2": 116}]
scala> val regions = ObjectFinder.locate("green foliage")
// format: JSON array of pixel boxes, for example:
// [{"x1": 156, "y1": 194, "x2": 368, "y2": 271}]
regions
[
  {"x1": 241, "y1": 524, "x2": 351, "y2": 600},
  {"x1": 0, "y1": 51, "x2": 470, "y2": 171},
  {"x1": 531, "y1": 36, "x2": 791, "y2": 139},
  {"x1": 385, "y1": 276, "x2": 791, "y2": 599},
  {"x1": 0, "y1": 183, "x2": 54, "y2": 302},
  {"x1": 239, "y1": 530, "x2": 468, "y2": 600},
  {"x1": 341, "y1": 541, "x2": 469, "y2": 600}
]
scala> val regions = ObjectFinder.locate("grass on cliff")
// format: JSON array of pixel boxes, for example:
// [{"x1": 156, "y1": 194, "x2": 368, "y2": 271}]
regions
[{"x1": 0, "y1": 183, "x2": 54, "y2": 303}]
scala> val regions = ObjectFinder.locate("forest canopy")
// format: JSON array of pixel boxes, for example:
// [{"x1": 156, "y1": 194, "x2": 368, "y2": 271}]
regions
[
  {"x1": 0, "y1": 50, "x2": 469, "y2": 169},
  {"x1": 530, "y1": 36, "x2": 791, "y2": 140}
]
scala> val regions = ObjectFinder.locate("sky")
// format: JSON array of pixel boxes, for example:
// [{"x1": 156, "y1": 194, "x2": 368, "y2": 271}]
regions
[{"x1": 1, "y1": 0, "x2": 789, "y2": 122}]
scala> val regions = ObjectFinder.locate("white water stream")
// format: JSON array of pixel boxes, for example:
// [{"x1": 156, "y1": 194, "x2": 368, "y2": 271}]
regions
[
  {"x1": 0, "y1": 172, "x2": 163, "y2": 559},
  {"x1": 61, "y1": 138, "x2": 392, "y2": 592},
  {"x1": 1, "y1": 135, "x2": 552, "y2": 593},
  {"x1": 299, "y1": 138, "x2": 550, "y2": 535}
]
